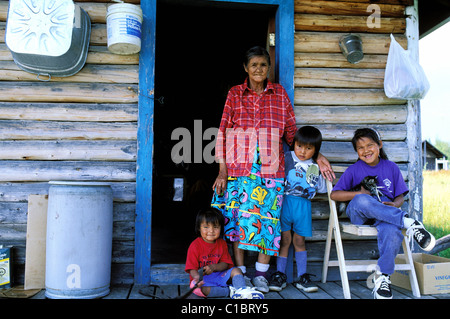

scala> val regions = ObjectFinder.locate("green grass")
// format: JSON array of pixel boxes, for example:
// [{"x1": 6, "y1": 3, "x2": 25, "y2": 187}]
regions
[{"x1": 423, "y1": 170, "x2": 450, "y2": 258}]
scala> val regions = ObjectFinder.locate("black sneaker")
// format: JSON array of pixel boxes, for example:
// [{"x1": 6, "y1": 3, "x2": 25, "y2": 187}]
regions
[
  {"x1": 294, "y1": 273, "x2": 318, "y2": 292},
  {"x1": 373, "y1": 274, "x2": 393, "y2": 299},
  {"x1": 406, "y1": 220, "x2": 436, "y2": 251},
  {"x1": 268, "y1": 271, "x2": 287, "y2": 292}
]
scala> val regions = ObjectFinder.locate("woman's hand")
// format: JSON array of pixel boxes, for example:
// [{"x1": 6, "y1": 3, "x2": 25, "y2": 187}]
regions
[
  {"x1": 212, "y1": 163, "x2": 228, "y2": 195},
  {"x1": 316, "y1": 152, "x2": 336, "y2": 181}
]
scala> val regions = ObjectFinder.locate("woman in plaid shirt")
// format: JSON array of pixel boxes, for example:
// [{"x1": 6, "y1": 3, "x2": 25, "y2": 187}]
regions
[{"x1": 211, "y1": 46, "x2": 334, "y2": 292}]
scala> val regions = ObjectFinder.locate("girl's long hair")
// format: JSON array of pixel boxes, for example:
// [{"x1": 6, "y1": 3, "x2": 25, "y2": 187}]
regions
[{"x1": 351, "y1": 128, "x2": 389, "y2": 160}]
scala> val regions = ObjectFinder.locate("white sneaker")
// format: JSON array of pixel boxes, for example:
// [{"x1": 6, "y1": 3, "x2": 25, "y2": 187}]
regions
[
  {"x1": 406, "y1": 220, "x2": 436, "y2": 252},
  {"x1": 251, "y1": 275, "x2": 269, "y2": 293},
  {"x1": 230, "y1": 287, "x2": 264, "y2": 299},
  {"x1": 373, "y1": 274, "x2": 393, "y2": 299}
]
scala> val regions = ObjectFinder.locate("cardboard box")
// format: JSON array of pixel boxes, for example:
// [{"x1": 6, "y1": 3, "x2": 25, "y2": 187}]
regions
[{"x1": 391, "y1": 253, "x2": 450, "y2": 295}]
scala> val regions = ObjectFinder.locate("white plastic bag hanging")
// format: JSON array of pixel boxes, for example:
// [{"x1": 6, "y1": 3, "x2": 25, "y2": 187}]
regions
[{"x1": 384, "y1": 34, "x2": 430, "y2": 100}]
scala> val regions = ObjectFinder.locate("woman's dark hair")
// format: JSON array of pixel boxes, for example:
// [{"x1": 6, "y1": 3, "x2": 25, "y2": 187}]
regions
[
  {"x1": 351, "y1": 128, "x2": 388, "y2": 160},
  {"x1": 243, "y1": 46, "x2": 271, "y2": 67},
  {"x1": 195, "y1": 207, "x2": 224, "y2": 237},
  {"x1": 293, "y1": 126, "x2": 322, "y2": 161}
]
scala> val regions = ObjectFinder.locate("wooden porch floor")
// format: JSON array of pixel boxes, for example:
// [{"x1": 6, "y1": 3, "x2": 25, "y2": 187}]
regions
[{"x1": 30, "y1": 280, "x2": 450, "y2": 300}]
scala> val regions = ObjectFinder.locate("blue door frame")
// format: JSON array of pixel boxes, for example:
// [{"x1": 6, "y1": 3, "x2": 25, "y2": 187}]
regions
[{"x1": 135, "y1": 0, "x2": 294, "y2": 284}]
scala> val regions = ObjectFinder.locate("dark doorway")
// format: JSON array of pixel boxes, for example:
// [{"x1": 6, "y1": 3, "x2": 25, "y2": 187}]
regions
[{"x1": 151, "y1": 1, "x2": 274, "y2": 263}]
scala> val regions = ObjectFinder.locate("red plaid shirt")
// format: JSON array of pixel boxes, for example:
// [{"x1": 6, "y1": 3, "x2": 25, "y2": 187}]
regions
[{"x1": 215, "y1": 79, "x2": 297, "y2": 178}]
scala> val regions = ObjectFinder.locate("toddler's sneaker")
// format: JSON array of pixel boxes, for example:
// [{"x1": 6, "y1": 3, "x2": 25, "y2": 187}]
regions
[
  {"x1": 406, "y1": 220, "x2": 436, "y2": 251},
  {"x1": 268, "y1": 271, "x2": 287, "y2": 292},
  {"x1": 251, "y1": 275, "x2": 269, "y2": 293},
  {"x1": 294, "y1": 273, "x2": 318, "y2": 293},
  {"x1": 230, "y1": 287, "x2": 264, "y2": 299},
  {"x1": 373, "y1": 274, "x2": 393, "y2": 299}
]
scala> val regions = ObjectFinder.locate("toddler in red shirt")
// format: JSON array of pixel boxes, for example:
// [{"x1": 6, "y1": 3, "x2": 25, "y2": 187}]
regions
[{"x1": 185, "y1": 208, "x2": 264, "y2": 299}]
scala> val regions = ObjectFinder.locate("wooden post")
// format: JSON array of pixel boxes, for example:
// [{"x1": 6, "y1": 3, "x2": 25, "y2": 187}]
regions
[
  {"x1": 405, "y1": 2, "x2": 424, "y2": 238},
  {"x1": 135, "y1": 0, "x2": 156, "y2": 285}
]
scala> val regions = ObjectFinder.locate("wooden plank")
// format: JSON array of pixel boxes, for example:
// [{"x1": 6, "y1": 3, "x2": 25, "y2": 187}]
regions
[
  {"x1": 0, "y1": 82, "x2": 138, "y2": 103},
  {"x1": 135, "y1": 0, "x2": 156, "y2": 285},
  {"x1": 321, "y1": 141, "x2": 408, "y2": 162},
  {"x1": 0, "y1": 182, "x2": 136, "y2": 202},
  {"x1": 24, "y1": 195, "x2": 48, "y2": 290},
  {"x1": 299, "y1": 124, "x2": 407, "y2": 141},
  {"x1": 295, "y1": 68, "x2": 385, "y2": 88},
  {"x1": 294, "y1": 32, "x2": 408, "y2": 54},
  {"x1": 294, "y1": 88, "x2": 404, "y2": 105},
  {"x1": 90, "y1": 24, "x2": 108, "y2": 45},
  {"x1": 278, "y1": 284, "x2": 308, "y2": 299},
  {"x1": 150, "y1": 264, "x2": 189, "y2": 285},
  {"x1": 0, "y1": 160, "x2": 136, "y2": 182},
  {"x1": 0, "y1": 44, "x2": 139, "y2": 65},
  {"x1": 102, "y1": 284, "x2": 132, "y2": 299},
  {"x1": 294, "y1": 104, "x2": 407, "y2": 124},
  {"x1": 86, "y1": 46, "x2": 139, "y2": 65},
  {"x1": 0, "y1": 120, "x2": 136, "y2": 140},
  {"x1": 295, "y1": 13, "x2": 406, "y2": 33},
  {"x1": 294, "y1": 0, "x2": 406, "y2": 17},
  {"x1": 405, "y1": 6, "x2": 423, "y2": 226},
  {"x1": 0, "y1": 102, "x2": 138, "y2": 122},
  {"x1": 0, "y1": 140, "x2": 136, "y2": 161},
  {"x1": 0, "y1": 61, "x2": 139, "y2": 83},
  {"x1": 295, "y1": 52, "x2": 387, "y2": 68}
]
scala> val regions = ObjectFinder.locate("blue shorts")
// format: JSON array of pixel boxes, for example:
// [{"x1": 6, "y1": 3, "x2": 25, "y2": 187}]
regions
[
  {"x1": 280, "y1": 195, "x2": 312, "y2": 237},
  {"x1": 190, "y1": 268, "x2": 234, "y2": 297}
]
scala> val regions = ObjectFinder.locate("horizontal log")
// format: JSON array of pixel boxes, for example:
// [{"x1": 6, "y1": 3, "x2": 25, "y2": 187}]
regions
[
  {"x1": 295, "y1": 52, "x2": 387, "y2": 68},
  {"x1": 294, "y1": 0, "x2": 406, "y2": 17},
  {"x1": 321, "y1": 141, "x2": 408, "y2": 162},
  {"x1": 0, "y1": 44, "x2": 139, "y2": 65},
  {"x1": 294, "y1": 32, "x2": 407, "y2": 54},
  {"x1": 0, "y1": 182, "x2": 136, "y2": 202},
  {"x1": 0, "y1": 61, "x2": 139, "y2": 83},
  {"x1": 332, "y1": 0, "x2": 413, "y2": 5},
  {"x1": 0, "y1": 140, "x2": 136, "y2": 161},
  {"x1": 0, "y1": 220, "x2": 135, "y2": 241},
  {"x1": 295, "y1": 68, "x2": 385, "y2": 88},
  {"x1": 0, "y1": 102, "x2": 138, "y2": 122},
  {"x1": 295, "y1": 13, "x2": 406, "y2": 33},
  {"x1": 294, "y1": 88, "x2": 405, "y2": 105},
  {"x1": 0, "y1": 201, "x2": 135, "y2": 224},
  {"x1": 295, "y1": 104, "x2": 407, "y2": 124},
  {"x1": 90, "y1": 23, "x2": 108, "y2": 45},
  {"x1": 0, "y1": 160, "x2": 136, "y2": 182},
  {"x1": 86, "y1": 46, "x2": 139, "y2": 64},
  {"x1": 298, "y1": 124, "x2": 407, "y2": 141},
  {"x1": 0, "y1": 120, "x2": 137, "y2": 140},
  {"x1": 0, "y1": 82, "x2": 138, "y2": 103}
]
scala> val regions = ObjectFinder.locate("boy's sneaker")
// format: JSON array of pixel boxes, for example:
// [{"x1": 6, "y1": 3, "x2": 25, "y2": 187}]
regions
[
  {"x1": 406, "y1": 220, "x2": 436, "y2": 251},
  {"x1": 294, "y1": 273, "x2": 318, "y2": 293},
  {"x1": 373, "y1": 274, "x2": 393, "y2": 299},
  {"x1": 268, "y1": 271, "x2": 287, "y2": 292},
  {"x1": 230, "y1": 287, "x2": 264, "y2": 299},
  {"x1": 251, "y1": 275, "x2": 269, "y2": 293}
]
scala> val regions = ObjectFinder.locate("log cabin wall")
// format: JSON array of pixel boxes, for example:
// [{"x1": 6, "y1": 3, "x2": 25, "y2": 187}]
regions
[
  {"x1": 294, "y1": 0, "x2": 415, "y2": 273},
  {"x1": 0, "y1": 0, "x2": 140, "y2": 284},
  {"x1": 0, "y1": 0, "x2": 420, "y2": 285}
]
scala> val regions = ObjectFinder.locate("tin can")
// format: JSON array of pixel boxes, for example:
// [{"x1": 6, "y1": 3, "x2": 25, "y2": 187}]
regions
[{"x1": 0, "y1": 246, "x2": 13, "y2": 289}]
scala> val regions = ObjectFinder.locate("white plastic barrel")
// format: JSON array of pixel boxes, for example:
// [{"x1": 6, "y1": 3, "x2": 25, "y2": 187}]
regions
[
  {"x1": 106, "y1": 3, "x2": 143, "y2": 55},
  {"x1": 45, "y1": 182, "x2": 113, "y2": 299}
]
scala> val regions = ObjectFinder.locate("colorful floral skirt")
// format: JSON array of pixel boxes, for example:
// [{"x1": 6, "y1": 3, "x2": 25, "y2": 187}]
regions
[{"x1": 211, "y1": 148, "x2": 284, "y2": 256}]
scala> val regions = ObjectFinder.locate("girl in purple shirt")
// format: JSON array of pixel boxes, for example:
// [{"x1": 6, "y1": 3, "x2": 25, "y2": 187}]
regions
[{"x1": 331, "y1": 128, "x2": 435, "y2": 299}]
